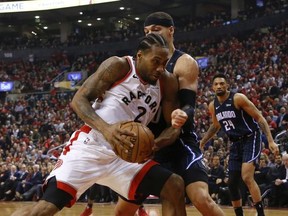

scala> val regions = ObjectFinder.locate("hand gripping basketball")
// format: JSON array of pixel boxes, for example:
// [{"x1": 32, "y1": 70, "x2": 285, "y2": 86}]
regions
[{"x1": 114, "y1": 121, "x2": 155, "y2": 163}]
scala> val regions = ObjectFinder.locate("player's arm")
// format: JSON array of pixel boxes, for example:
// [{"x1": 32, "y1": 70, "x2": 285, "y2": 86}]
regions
[
  {"x1": 174, "y1": 54, "x2": 198, "y2": 130},
  {"x1": 71, "y1": 56, "x2": 136, "y2": 147},
  {"x1": 161, "y1": 71, "x2": 180, "y2": 122},
  {"x1": 175, "y1": 54, "x2": 198, "y2": 92},
  {"x1": 199, "y1": 101, "x2": 221, "y2": 150},
  {"x1": 234, "y1": 93, "x2": 279, "y2": 154},
  {"x1": 153, "y1": 54, "x2": 198, "y2": 150},
  {"x1": 154, "y1": 71, "x2": 182, "y2": 150},
  {"x1": 159, "y1": 55, "x2": 199, "y2": 130}
]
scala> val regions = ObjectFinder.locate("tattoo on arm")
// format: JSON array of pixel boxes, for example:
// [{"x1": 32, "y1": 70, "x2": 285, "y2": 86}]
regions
[
  {"x1": 76, "y1": 98, "x2": 98, "y2": 121},
  {"x1": 71, "y1": 61, "x2": 119, "y2": 126}
]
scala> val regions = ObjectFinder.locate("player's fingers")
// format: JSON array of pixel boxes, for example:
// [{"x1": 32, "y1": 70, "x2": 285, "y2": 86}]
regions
[
  {"x1": 171, "y1": 109, "x2": 187, "y2": 118},
  {"x1": 118, "y1": 135, "x2": 136, "y2": 151},
  {"x1": 271, "y1": 147, "x2": 278, "y2": 155},
  {"x1": 173, "y1": 114, "x2": 188, "y2": 120},
  {"x1": 172, "y1": 118, "x2": 186, "y2": 128},
  {"x1": 120, "y1": 129, "x2": 137, "y2": 137},
  {"x1": 274, "y1": 147, "x2": 279, "y2": 155}
]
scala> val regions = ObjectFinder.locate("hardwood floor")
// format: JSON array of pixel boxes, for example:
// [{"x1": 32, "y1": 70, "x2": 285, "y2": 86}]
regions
[{"x1": 1, "y1": 202, "x2": 287, "y2": 216}]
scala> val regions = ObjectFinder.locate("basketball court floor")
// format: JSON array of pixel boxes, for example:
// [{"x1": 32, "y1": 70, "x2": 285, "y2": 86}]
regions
[{"x1": 1, "y1": 202, "x2": 287, "y2": 216}]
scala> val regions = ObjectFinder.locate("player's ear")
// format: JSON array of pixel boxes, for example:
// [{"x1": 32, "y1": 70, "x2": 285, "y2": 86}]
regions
[
  {"x1": 169, "y1": 26, "x2": 174, "y2": 36},
  {"x1": 136, "y1": 50, "x2": 142, "y2": 59}
]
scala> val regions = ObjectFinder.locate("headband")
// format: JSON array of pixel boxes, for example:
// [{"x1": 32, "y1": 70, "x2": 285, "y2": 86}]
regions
[{"x1": 144, "y1": 17, "x2": 174, "y2": 27}]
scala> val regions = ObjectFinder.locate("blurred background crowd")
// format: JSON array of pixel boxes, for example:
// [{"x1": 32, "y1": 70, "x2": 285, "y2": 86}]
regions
[{"x1": 0, "y1": 0, "x2": 288, "y2": 209}]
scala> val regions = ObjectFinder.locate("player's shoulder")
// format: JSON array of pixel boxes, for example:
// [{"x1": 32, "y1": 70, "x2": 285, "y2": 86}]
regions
[
  {"x1": 107, "y1": 55, "x2": 130, "y2": 66},
  {"x1": 175, "y1": 52, "x2": 198, "y2": 70},
  {"x1": 234, "y1": 92, "x2": 248, "y2": 100},
  {"x1": 233, "y1": 92, "x2": 250, "y2": 107},
  {"x1": 206, "y1": 99, "x2": 214, "y2": 113},
  {"x1": 178, "y1": 52, "x2": 197, "y2": 63},
  {"x1": 208, "y1": 100, "x2": 215, "y2": 108},
  {"x1": 108, "y1": 56, "x2": 131, "y2": 71}
]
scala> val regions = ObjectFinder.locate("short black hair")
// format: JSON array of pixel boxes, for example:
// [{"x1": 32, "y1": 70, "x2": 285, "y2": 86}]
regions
[
  {"x1": 144, "y1": 11, "x2": 174, "y2": 27},
  {"x1": 212, "y1": 73, "x2": 227, "y2": 82},
  {"x1": 137, "y1": 33, "x2": 168, "y2": 52}
]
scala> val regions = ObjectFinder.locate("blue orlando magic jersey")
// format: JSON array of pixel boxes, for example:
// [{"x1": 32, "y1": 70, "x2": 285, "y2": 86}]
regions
[
  {"x1": 148, "y1": 50, "x2": 201, "y2": 167},
  {"x1": 214, "y1": 92, "x2": 259, "y2": 139}
]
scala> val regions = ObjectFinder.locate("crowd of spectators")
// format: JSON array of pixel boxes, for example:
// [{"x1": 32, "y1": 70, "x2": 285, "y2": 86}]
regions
[
  {"x1": 0, "y1": 1, "x2": 288, "y2": 208},
  {"x1": 0, "y1": 0, "x2": 287, "y2": 50}
]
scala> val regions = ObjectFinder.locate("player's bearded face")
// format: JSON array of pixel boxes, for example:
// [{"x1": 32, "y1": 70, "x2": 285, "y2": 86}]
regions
[
  {"x1": 137, "y1": 47, "x2": 168, "y2": 85},
  {"x1": 213, "y1": 78, "x2": 227, "y2": 96}
]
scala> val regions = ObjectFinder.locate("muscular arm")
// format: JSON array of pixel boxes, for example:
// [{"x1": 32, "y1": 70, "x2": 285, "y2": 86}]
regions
[
  {"x1": 154, "y1": 54, "x2": 199, "y2": 149},
  {"x1": 174, "y1": 53, "x2": 198, "y2": 92},
  {"x1": 71, "y1": 56, "x2": 135, "y2": 144},
  {"x1": 71, "y1": 56, "x2": 128, "y2": 130},
  {"x1": 200, "y1": 101, "x2": 221, "y2": 150},
  {"x1": 175, "y1": 55, "x2": 199, "y2": 130},
  {"x1": 234, "y1": 93, "x2": 279, "y2": 154}
]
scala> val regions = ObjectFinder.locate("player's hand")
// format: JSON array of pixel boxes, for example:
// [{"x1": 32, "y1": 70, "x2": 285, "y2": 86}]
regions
[
  {"x1": 269, "y1": 141, "x2": 279, "y2": 155},
  {"x1": 103, "y1": 121, "x2": 137, "y2": 154},
  {"x1": 171, "y1": 109, "x2": 188, "y2": 128},
  {"x1": 216, "y1": 178, "x2": 222, "y2": 184},
  {"x1": 199, "y1": 140, "x2": 205, "y2": 152},
  {"x1": 275, "y1": 179, "x2": 283, "y2": 186}
]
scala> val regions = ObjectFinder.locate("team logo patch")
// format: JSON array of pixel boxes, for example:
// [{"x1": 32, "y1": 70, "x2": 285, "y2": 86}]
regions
[{"x1": 84, "y1": 137, "x2": 90, "y2": 144}]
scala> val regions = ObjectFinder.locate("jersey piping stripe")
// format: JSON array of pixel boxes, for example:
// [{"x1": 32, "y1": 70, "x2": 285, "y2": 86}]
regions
[
  {"x1": 247, "y1": 131, "x2": 262, "y2": 163},
  {"x1": 128, "y1": 160, "x2": 158, "y2": 200},
  {"x1": 57, "y1": 181, "x2": 77, "y2": 207},
  {"x1": 179, "y1": 138, "x2": 203, "y2": 170},
  {"x1": 63, "y1": 125, "x2": 92, "y2": 155}
]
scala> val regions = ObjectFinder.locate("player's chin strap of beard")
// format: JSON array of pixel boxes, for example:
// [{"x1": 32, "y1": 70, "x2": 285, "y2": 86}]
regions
[{"x1": 144, "y1": 17, "x2": 174, "y2": 27}]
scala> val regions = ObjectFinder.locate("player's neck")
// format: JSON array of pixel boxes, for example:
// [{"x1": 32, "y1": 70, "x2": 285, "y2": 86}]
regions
[{"x1": 169, "y1": 43, "x2": 176, "y2": 56}]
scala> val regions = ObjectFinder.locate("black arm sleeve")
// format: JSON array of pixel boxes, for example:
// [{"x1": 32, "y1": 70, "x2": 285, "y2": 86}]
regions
[{"x1": 178, "y1": 89, "x2": 196, "y2": 131}]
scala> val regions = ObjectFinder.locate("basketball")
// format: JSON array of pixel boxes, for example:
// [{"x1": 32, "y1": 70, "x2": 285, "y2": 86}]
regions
[{"x1": 115, "y1": 121, "x2": 154, "y2": 163}]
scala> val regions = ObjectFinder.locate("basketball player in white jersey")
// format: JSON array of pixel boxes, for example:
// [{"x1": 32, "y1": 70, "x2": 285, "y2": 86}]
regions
[{"x1": 11, "y1": 33, "x2": 188, "y2": 216}]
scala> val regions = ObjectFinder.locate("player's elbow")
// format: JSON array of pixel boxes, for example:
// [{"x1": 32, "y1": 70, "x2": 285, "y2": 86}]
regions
[
  {"x1": 70, "y1": 91, "x2": 84, "y2": 112},
  {"x1": 70, "y1": 96, "x2": 78, "y2": 112}
]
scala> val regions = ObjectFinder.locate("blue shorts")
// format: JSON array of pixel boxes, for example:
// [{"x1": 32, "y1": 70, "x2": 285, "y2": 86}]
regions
[
  {"x1": 228, "y1": 130, "x2": 262, "y2": 171},
  {"x1": 154, "y1": 139, "x2": 208, "y2": 186}
]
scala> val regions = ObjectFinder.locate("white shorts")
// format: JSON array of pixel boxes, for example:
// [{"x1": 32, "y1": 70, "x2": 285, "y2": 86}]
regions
[{"x1": 46, "y1": 125, "x2": 158, "y2": 205}]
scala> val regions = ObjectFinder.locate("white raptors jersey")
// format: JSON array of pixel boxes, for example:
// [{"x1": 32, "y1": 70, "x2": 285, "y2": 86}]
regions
[{"x1": 94, "y1": 56, "x2": 162, "y2": 125}]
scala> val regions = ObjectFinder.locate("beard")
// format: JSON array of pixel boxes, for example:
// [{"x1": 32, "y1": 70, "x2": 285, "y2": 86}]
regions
[{"x1": 216, "y1": 91, "x2": 226, "y2": 96}]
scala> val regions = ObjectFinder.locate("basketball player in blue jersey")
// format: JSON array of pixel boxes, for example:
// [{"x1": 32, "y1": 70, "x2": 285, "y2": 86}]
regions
[
  {"x1": 200, "y1": 73, "x2": 279, "y2": 216},
  {"x1": 114, "y1": 12, "x2": 225, "y2": 216},
  {"x1": 11, "y1": 33, "x2": 188, "y2": 216}
]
